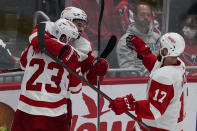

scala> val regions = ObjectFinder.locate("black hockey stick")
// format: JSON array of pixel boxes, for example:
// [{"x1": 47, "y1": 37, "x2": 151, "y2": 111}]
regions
[
  {"x1": 33, "y1": 10, "x2": 51, "y2": 26},
  {"x1": 97, "y1": 0, "x2": 105, "y2": 130},
  {"x1": 37, "y1": 23, "x2": 150, "y2": 131},
  {"x1": 100, "y1": 35, "x2": 116, "y2": 58}
]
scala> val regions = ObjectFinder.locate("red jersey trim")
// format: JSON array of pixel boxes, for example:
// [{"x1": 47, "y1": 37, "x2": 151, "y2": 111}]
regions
[{"x1": 20, "y1": 95, "x2": 67, "y2": 108}]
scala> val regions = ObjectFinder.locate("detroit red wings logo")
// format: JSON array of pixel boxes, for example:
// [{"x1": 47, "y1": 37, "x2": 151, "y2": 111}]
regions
[
  {"x1": 82, "y1": 93, "x2": 110, "y2": 118},
  {"x1": 168, "y1": 36, "x2": 176, "y2": 44}
]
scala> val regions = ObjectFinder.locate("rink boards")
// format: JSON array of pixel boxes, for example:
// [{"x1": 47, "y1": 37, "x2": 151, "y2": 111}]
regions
[{"x1": 0, "y1": 77, "x2": 197, "y2": 131}]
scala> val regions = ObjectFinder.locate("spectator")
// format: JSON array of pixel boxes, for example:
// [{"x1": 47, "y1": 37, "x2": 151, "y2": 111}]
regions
[
  {"x1": 116, "y1": 2, "x2": 161, "y2": 76},
  {"x1": 0, "y1": 39, "x2": 15, "y2": 70},
  {"x1": 109, "y1": 32, "x2": 188, "y2": 131},
  {"x1": 180, "y1": 15, "x2": 197, "y2": 76}
]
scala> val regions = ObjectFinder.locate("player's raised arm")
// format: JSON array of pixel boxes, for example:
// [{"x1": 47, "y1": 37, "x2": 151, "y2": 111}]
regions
[{"x1": 126, "y1": 34, "x2": 157, "y2": 72}]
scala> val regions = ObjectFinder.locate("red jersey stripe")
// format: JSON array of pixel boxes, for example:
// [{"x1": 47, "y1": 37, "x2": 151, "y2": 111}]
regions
[{"x1": 20, "y1": 95, "x2": 67, "y2": 108}]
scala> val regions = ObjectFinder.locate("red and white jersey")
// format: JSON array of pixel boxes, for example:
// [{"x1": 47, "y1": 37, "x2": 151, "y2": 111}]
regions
[
  {"x1": 135, "y1": 54, "x2": 188, "y2": 131},
  {"x1": 73, "y1": 36, "x2": 92, "y2": 56},
  {"x1": 17, "y1": 26, "x2": 82, "y2": 117}
]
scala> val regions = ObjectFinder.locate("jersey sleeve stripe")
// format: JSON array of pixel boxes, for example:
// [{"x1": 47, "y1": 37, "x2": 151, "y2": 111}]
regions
[
  {"x1": 29, "y1": 32, "x2": 38, "y2": 43},
  {"x1": 65, "y1": 47, "x2": 74, "y2": 61}
]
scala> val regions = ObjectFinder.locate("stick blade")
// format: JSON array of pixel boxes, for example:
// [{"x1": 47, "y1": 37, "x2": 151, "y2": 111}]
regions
[
  {"x1": 101, "y1": 35, "x2": 117, "y2": 58},
  {"x1": 33, "y1": 11, "x2": 51, "y2": 26}
]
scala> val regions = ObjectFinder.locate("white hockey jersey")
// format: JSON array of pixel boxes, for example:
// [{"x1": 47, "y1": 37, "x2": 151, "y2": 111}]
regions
[
  {"x1": 135, "y1": 54, "x2": 188, "y2": 131},
  {"x1": 72, "y1": 36, "x2": 92, "y2": 55},
  {"x1": 17, "y1": 25, "x2": 82, "y2": 117}
]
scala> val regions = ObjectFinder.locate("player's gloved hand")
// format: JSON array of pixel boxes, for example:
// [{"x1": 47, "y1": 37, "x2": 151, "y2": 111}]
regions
[
  {"x1": 85, "y1": 58, "x2": 108, "y2": 85},
  {"x1": 90, "y1": 58, "x2": 108, "y2": 76},
  {"x1": 109, "y1": 94, "x2": 135, "y2": 115},
  {"x1": 59, "y1": 44, "x2": 79, "y2": 69},
  {"x1": 126, "y1": 34, "x2": 151, "y2": 56}
]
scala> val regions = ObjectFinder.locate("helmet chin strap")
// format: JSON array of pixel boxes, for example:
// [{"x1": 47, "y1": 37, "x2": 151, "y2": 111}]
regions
[
  {"x1": 159, "y1": 48, "x2": 168, "y2": 66},
  {"x1": 160, "y1": 56, "x2": 165, "y2": 66}
]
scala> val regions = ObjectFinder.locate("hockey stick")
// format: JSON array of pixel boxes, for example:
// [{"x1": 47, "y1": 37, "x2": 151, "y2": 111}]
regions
[
  {"x1": 33, "y1": 10, "x2": 51, "y2": 26},
  {"x1": 100, "y1": 35, "x2": 116, "y2": 58},
  {"x1": 37, "y1": 23, "x2": 150, "y2": 131},
  {"x1": 97, "y1": 0, "x2": 105, "y2": 130}
]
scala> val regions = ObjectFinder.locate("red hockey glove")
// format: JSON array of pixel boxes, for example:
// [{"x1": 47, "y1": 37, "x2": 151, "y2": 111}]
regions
[
  {"x1": 85, "y1": 58, "x2": 108, "y2": 85},
  {"x1": 88, "y1": 58, "x2": 108, "y2": 76},
  {"x1": 126, "y1": 34, "x2": 151, "y2": 56},
  {"x1": 109, "y1": 94, "x2": 135, "y2": 115},
  {"x1": 86, "y1": 75, "x2": 104, "y2": 85},
  {"x1": 58, "y1": 44, "x2": 80, "y2": 70},
  {"x1": 94, "y1": 58, "x2": 108, "y2": 76}
]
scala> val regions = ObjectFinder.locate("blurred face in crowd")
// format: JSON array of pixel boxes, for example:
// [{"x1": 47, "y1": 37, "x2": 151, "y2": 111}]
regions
[
  {"x1": 182, "y1": 16, "x2": 197, "y2": 41},
  {"x1": 134, "y1": 4, "x2": 152, "y2": 33},
  {"x1": 73, "y1": 19, "x2": 87, "y2": 37}
]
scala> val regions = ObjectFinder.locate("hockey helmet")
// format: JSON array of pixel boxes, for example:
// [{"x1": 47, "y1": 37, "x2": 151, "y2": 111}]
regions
[
  {"x1": 51, "y1": 18, "x2": 79, "y2": 42},
  {"x1": 159, "y1": 32, "x2": 185, "y2": 57},
  {"x1": 60, "y1": 6, "x2": 87, "y2": 23}
]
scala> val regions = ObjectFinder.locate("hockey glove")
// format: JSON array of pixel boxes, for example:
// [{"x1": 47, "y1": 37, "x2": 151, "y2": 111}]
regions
[
  {"x1": 126, "y1": 34, "x2": 151, "y2": 56},
  {"x1": 109, "y1": 94, "x2": 135, "y2": 115},
  {"x1": 91, "y1": 58, "x2": 108, "y2": 76},
  {"x1": 85, "y1": 58, "x2": 108, "y2": 85}
]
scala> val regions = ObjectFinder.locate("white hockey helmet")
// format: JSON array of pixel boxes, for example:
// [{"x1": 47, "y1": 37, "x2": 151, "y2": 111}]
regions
[
  {"x1": 159, "y1": 32, "x2": 185, "y2": 57},
  {"x1": 60, "y1": 6, "x2": 87, "y2": 23},
  {"x1": 51, "y1": 18, "x2": 79, "y2": 42}
]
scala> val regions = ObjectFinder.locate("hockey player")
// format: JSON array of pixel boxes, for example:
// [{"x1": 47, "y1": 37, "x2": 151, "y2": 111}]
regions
[
  {"x1": 61, "y1": 6, "x2": 92, "y2": 55},
  {"x1": 109, "y1": 32, "x2": 188, "y2": 131},
  {"x1": 11, "y1": 19, "x2": 89, "y2": 131},
  {"x1": 60, "y1": 7, "x2": 109, "y2": 129},
  {"x1": 60, "y1": 6, "x2": 108, "y2": 85}
]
